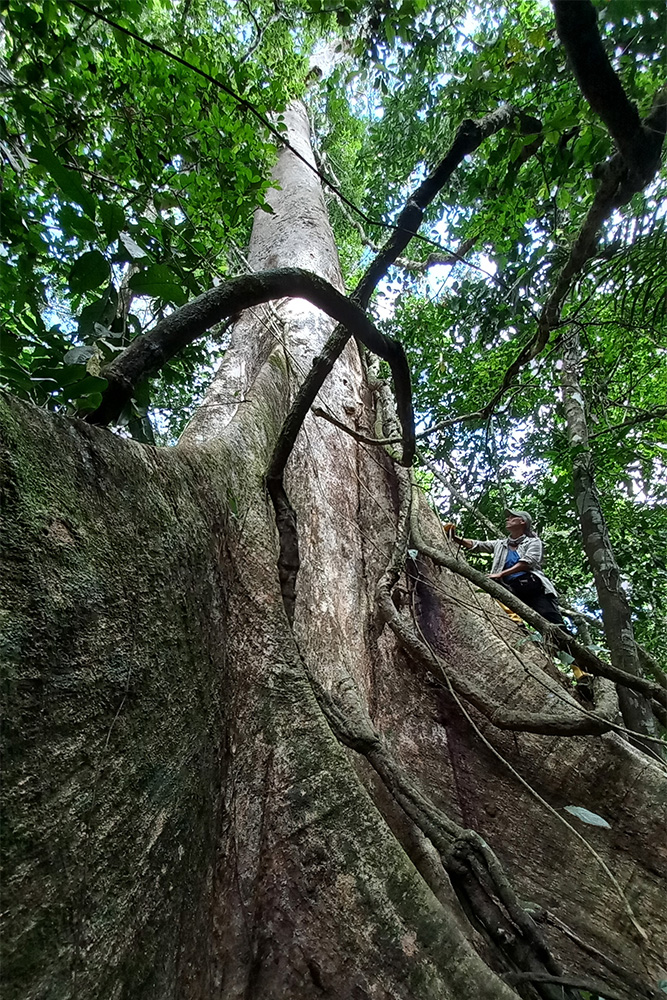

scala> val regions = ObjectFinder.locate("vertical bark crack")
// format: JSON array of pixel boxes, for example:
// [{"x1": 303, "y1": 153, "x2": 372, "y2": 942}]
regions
[{"x1": 267, "y1": 478, "x2": 300, "y2": 624}]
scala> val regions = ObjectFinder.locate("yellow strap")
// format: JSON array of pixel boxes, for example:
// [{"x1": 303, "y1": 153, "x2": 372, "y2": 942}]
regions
[
  {"x1": 496, "y1": 600, "x2": 524, "y2": 624},
  {"x1": 494, "y1": 601, "x2": 593, "y2": 681}
]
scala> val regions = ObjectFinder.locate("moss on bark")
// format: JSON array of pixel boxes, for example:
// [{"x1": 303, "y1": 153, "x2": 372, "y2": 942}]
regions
[
  {"x1": 1, "y1": 395, "x2": 235, "y2": 999},
  {"x1": 2, "y1": 394, "x2": 520, "y2": 1000}
]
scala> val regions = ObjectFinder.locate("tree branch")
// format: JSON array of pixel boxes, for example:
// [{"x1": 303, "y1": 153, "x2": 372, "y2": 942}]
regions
[
  {"x1": 311, "y1": 405, "x2": 484, "y2": 448},
  {"x1": 265, "y1": 324, "x2": 414, "y2": 477},
  {"x1": 62, "y1": 0, "x2": 421, "y2": 242},
  {"x1": 557, "y1": 606, "x2": 666, "y2": 686},
  {"x1": 552, "y1": 0, "x2": 666, "y2": 190},
  {"x1": 541, "y1": 911, "x2": 660, "y2": 1000},
  {"x1": 372, "y1": 479, "x2": 618, "y2": 737},
  {"x1": 417, "y1": 408, "x2": 486, "y2": 438},
  {"x1": 85, "y1": 267, "x2": 415, "y2": 466},
  {"x1": 561, "y1": 329, "x2": 662, "y2": 747},
  {"x1": 358, "y1": 471, "x2": 633, "y2": 997},
  {"x1": 589, "y1": 404, "x2": 667, "y2": 440},
  {"x1": 355, "y1": 104, "x2": 541, "y2": 309},
  {"x1": 321, "y1": 149, "x2": 477, "y2": 273},
  {"x1": 237, "y1": 3, "x2": 281, "y2": 64},
  {"x1": 416, "y1": 448, "x2": 502, "y2": 538},
  {"x1": 311, "y1": 406, "x2": 393, "y2": 447},
  {"x1": 309, "y1": 667, "x2": 576, "y2": 998},
  {"x1": 482, "y1": 54, "x2": 667, "y2": 419},
  {"x1": 265, "y1": 105, "x2": 541, "y2": 508},
  {"x1": 482, "y1": 166, "x2": 625, "y2": 418},
  {"x1": 377, "y1": 569, "x2": 615, "y2": 737},
  {"x1": 394, "y1": 239, "x2": 477, "y2": 274}
]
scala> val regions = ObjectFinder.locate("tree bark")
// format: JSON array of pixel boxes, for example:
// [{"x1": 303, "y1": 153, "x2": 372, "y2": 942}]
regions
[{"x1": 2, "y1": 103, "x2": 666, "y2": 1000}]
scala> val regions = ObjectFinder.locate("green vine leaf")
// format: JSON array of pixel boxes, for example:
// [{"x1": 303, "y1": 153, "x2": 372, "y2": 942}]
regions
[
  {"x1": 32, "y1": 146, "x2": 97, "y2": 219},
  {"x1": 129, "y1": 265, "x2": 189, "y2": 306},
  {"x1": 69, "y1": 251, "x2": 111, "y2": 295}
]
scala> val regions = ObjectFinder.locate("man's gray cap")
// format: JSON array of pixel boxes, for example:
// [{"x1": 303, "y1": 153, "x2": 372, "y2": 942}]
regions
[{"x1": 505, "y1": 508, "x2": 534, "y2": 533}]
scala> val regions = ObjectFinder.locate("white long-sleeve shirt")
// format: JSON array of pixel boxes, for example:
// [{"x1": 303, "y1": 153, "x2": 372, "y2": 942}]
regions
[{"x1": 470, "y1": 535, "x2": 558, "y2": 597}]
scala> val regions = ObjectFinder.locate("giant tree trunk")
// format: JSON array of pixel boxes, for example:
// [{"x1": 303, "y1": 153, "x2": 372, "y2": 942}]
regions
[{"x1": 2, "y1": 103, "x2": 666, "y2": 1000}]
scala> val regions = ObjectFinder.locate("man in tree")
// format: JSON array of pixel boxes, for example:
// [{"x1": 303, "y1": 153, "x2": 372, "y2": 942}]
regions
[{"x1": 448, "y1": 510, "x2": 566, "y2": 625}]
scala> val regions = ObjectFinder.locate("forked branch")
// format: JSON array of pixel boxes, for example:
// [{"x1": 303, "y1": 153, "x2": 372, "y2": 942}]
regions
[
  {"x1": 553, "y1": 0, "x2": 666, "y2": 191},
  {"x1": 354, "y1": 104, "x2": 542, "y2": 309},
  {"x1": 267, "y1": 105, "x2": 543, "y2": 489}
]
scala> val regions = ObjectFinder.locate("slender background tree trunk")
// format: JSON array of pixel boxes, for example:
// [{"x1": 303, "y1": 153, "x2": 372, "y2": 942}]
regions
[{"x1": 561, "y1": 330, "x2": 661, "y2": 743}]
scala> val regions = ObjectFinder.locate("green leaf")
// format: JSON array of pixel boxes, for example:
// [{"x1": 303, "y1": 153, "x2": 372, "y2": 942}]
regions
[
  {"x1": 69, "y1": 251, "x2": 110, "y2": 295},
  {"x1": 0, "y1": 331, "x2": 22, "y2": 359},
  {"x1": 32, "y1": 146, "x2": 97, "y2": 219},
  {"x1": 31, "y1": 364, "x2": 90, "y2": 387},
  {"x1": 129, "y1": 265, "x2": 188, "y2": 305},
  {"x1": 75, "y1": 391, "x2": 105, "y2": 412},
  {"x1": 99, "y1": 202, "x2": 125, "y2": 243},
  {"x1": 60, "y1": 205, "x2": 98, "y2": 242},
  {"x1": 61, "y1": 374, "x2": 108, "y2": 401},
  {"x1": 77, "y1": 287, "x2": 119, "y2": 339},
  {"x1": 557, "y1": 650, "x2": 575, "y2": 666},
  {"x1": 0, "y1": 356, "x2": 33, "y2": 391},
  {"x1": 63, "y1": 345, "x2": 98, "y2": 366},
  {"x1": 557, "y1": 187, "x2": 571, "y2": 209},
  {"x1": 133, "y1": 380, "x2": 151, "y2": 407},
  {"x1": 118, "y1": 231, "x2": 149, "y2": 261}
]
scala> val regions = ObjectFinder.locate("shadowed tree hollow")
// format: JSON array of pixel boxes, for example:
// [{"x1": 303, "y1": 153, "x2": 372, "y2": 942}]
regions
[{"x1": 1, "y1": 2, "x2": 666, "y2": 999}]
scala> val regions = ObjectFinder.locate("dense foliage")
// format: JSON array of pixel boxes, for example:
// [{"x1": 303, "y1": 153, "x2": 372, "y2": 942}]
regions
[
  {"x1": 0, "y1": 0, "x2": 305, "y2": 434},
  {"x1": 1, "y1": 0, "x2": 665, "y2": 659}
]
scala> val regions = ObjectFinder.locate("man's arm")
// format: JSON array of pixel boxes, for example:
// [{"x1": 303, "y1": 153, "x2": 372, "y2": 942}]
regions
[
  {"x1": 450, "y1": 532, "x2": 474, "y2": 550},
  {"x1": 520, "y1": 537, "x2": 543, "y2": 569},
  {"x1": 443, "y1": 525, "x2": 494, "y2": 553},
  {"x1": 490, "y1": 560, "x2": 531, "y2": 580}
]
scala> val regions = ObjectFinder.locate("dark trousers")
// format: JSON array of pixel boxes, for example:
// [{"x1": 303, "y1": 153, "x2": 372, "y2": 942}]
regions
[{"x1": 500, "y1": 574, "x2": 565, "y2": 626}]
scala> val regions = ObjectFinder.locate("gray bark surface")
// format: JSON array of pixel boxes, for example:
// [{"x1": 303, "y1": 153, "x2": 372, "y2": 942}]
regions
[{"x1": 2, "y1": 102, "x2": 666, "y2": 1000}]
